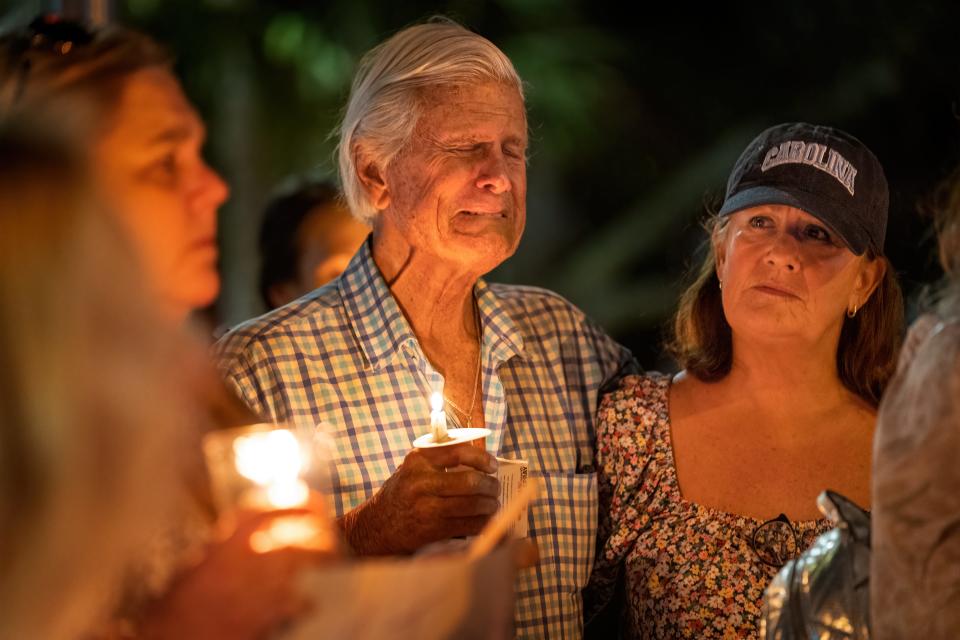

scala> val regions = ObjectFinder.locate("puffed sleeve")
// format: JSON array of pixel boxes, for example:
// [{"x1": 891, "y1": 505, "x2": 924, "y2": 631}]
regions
[{"x1": 584, "y1": 373, "x2": 665, "y2": 627}]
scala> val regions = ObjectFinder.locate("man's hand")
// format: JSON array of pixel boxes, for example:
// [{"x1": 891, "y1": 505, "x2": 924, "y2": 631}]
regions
[{"x1": 339, "y1": 444, "x2": 499, "y2": 555}]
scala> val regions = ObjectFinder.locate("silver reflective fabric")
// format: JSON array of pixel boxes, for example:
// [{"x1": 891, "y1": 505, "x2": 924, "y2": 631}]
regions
[{"x1": 761, "y1": 491, "x2": 871, "y2": 640}]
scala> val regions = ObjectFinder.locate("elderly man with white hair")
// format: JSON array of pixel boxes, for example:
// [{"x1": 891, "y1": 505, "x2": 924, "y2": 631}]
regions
[{"x1": 216, "y1": 18, "x2": 636, "y2": 638}]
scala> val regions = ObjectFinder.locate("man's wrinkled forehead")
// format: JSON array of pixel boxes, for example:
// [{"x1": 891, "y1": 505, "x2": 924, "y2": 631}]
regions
[
  {"x1": 420, "y1": 78, "x2": 524, "y2": 105},
  {"x1": 413, "y1": 82, "x2": 527, "y2": 132}
]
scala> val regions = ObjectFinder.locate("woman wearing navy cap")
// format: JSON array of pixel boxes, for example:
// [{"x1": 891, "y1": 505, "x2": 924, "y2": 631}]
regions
[{"x1": 586, "y1": 123, "x2": 904, "y2": 639}]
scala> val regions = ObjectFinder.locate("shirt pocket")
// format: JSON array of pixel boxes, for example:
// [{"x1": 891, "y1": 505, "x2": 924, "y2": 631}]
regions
[{"x1": 525, "y1": 470, "x2": 599, "y2": 597}]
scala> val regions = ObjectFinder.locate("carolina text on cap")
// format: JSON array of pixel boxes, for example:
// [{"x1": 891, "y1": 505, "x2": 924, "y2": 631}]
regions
[{"x1": 760, "y1": 140, "x2": 858, "y2": 196}]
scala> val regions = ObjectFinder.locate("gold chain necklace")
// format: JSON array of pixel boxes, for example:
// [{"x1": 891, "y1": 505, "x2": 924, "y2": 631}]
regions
[{"x1": 444, "y1": 300, "x2": 482, "y2": 428}]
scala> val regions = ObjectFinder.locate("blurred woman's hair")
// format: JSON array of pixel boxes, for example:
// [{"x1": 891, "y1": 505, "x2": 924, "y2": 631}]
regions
[
  {"x1": 667, "y1": 215, "x2": 904, "y2": 407},
  {"x1": 0, "y1": 115, "x2": 197, "y2": 639},
  {"x1": 0, "y1": 15, "x2": 169, "y2": 128}
]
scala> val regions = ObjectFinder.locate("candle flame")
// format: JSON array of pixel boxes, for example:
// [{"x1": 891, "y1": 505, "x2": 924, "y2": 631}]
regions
[
  {"x1": 266, "y1": 478, "x2": 310, "y2": 508},
  {"x1": 430, "y1": 391, "x2": 444, "y2": 413},
  {"x1": 233, "y1": 429, "x2": 303, "y2": 486}
]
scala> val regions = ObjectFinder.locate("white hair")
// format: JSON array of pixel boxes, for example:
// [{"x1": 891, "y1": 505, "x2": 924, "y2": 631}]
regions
[{"x1": 337, "y1": 18, "x2": 524, "y2": 223}]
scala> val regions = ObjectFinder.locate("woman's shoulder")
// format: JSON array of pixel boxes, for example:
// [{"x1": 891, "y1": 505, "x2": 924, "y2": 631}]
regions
[
  {"x1": 598, "y1": 372, "x2": 672, "y2": 442},
  {"x1": 601, "y1": 371, "x2": 671, "y2": 410}
]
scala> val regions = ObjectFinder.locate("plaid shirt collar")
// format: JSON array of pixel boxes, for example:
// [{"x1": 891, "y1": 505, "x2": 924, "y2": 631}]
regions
[{"x1": 338, "y1": 239, "x2": 528, "y2": 373}]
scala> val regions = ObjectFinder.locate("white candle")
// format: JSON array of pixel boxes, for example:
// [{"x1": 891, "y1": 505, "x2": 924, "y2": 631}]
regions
[{"x1": 430, "y1": 391, "x2": 449, "y2": 443}]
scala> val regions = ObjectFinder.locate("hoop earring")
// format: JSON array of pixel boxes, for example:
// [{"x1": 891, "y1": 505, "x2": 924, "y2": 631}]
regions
[
  {"x1": 846, "y1": 304, "x2": 858, "y2": 319},
  {"x1": 718, "y1": 279, "x2": 723, "y2": 291}
]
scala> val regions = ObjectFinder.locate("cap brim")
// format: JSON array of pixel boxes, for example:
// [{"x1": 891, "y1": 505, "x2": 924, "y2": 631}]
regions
[{"x1": 718, "y1": 185, "x2": 867, "y2": 255}]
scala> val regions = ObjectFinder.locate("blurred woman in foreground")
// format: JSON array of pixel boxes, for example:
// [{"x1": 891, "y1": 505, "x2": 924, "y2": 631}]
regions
[
  {"x1": 587, "y1": 123, "x2": 903, "y2": 638},
  {"x1": 0, "y1": 117, "x2": 195, "y2": 639},
  {"x1": 0, "y1": 112, "x2": 338, "y2": 639}
]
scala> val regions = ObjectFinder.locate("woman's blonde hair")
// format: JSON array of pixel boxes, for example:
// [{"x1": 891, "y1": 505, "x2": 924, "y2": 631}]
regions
[{"x1": 0, "y1": 115, "x2": 199, "y2": 639}]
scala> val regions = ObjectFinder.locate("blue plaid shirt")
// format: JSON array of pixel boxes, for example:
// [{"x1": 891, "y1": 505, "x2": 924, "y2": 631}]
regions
[{"x1": 214, "y1": 241, "x2": 636, "y2": 639}]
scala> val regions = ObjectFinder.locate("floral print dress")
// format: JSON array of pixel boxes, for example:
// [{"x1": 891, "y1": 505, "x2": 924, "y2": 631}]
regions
[{"x1": 586, "y1": 373, "x2": 833, "y2": 639}]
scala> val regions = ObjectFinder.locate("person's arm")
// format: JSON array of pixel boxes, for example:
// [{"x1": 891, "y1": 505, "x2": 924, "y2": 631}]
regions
[
  {"x1": 583, "y1": 385, "x2": 627, "y2": 628},
  {"x1": 582, "y1": 314, "x2": 641, "y2": 395},
  {"x1": 583, "y1": 374, "x2": 652, "y2": 635}
]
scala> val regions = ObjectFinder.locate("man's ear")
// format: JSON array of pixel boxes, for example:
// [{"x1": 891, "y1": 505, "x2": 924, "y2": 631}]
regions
[{"x1": 355, "y1": 143, "x2": 390, "y2": 211}]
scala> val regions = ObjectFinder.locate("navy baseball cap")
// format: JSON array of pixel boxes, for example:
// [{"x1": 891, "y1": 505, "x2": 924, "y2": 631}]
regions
[{"x1": 718, "y1": 123, "x2": 888, "y2": 256}]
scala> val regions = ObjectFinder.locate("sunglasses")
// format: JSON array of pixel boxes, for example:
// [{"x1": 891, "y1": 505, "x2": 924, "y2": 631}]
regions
[
  {"x1": 5, "y1": 14, "x2": 95, "y2": 105},
  {"x1": 750, "y1": 512, "x2": 800, "y2": 569}
]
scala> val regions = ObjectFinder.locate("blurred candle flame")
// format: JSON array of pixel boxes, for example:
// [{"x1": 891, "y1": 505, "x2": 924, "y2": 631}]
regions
[
  {"x1": 267, "y1": 478, "x2": 310, "y2": 508},
  {"x1": 233, "y1": 429, "x2": 307, "y2": 508}
]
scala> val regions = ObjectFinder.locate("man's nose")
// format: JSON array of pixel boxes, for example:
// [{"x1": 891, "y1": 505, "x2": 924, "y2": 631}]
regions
[{"x1": 475, "y1": 150, "x2": 511, "y2": 194}]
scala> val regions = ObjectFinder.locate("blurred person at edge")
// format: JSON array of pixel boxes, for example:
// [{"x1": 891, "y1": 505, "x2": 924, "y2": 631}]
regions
[
  {"x1": 0, "y1": 16, "x2": 257, "y2": 443},
  {"x1": 0, "y1": 114, "x2": 332, "y2": 640},
  {"x1": 0, "y1": 116, "x2": 195, "y2": 639},
  {"x1": 0, "y1": 17, "x2": 332, "y2": 639},
  {"x1": 216, "y1": 17, "x2": 637, "y2": 638},
  {"x1": 872, "y1": 168, "x2": 960, "y2": 639},
  {"x1": 586, "y1": 123, "x2": 904, "y2": 639},
  {"x1": 258, "y1": 179, "x2": 369, "y2": 310},
  {"x1": 0, "y1": 14, "x2": 227, "y2": 324},
  {"x1": 0, "y1": 15, "x2": 252, "y2": 420}
]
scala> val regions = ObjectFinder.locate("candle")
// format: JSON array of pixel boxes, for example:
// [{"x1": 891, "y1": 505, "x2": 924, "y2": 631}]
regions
[
  {"x1": 203, "y1": 424, "x2": 343, "y2": 555},
  {"x1": 430, "y1": 391, "x2": 450, "y2": 443}
]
